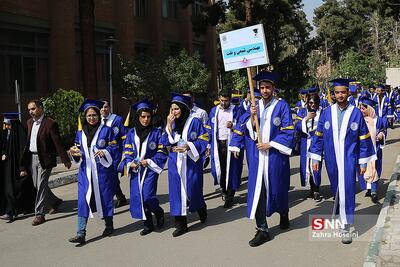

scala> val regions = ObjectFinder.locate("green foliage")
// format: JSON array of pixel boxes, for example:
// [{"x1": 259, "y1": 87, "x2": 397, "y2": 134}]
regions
[
  {"x1": 163, "y1": 49, "x2": 211, "y2": 93},
  {"x1": 333, "y1": 50, "x2": 385, "y2": 85},
  {"x1": 117, "y1": 54, "x2": 169, "y2": 103},
  {"x1": 42, "y1": 89, "x2": 84, "y2": 147}
]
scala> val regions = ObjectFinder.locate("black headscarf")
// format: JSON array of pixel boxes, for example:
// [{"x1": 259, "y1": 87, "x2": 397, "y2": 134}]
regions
[
  {"x1": 172, "y1": 101, "x2": 190, "y2": 135},
  {"x1": 83, "y1": 108, "x2": 101, "y2": 148},
  {"x1": 133, "y1": 109, "x2": 153, "y2": 145}
]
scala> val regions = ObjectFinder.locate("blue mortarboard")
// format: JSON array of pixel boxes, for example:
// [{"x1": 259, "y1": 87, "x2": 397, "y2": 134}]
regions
[
  {"x1": 79, "y1": 99, "x2": 104, "y2": 112},
  {"x1": 3, "y1": 112, "x2": 20, "y2": 123},
  {"x1": 359, "y1": 97, "x2": 377, "y2": 108},
  {"x1": 300, "y1": 88, "x2": 308, "y2": 95},
  {"x1": 377, "y1": 84, "x2": 385, "y2": 89},
  {"x1": 330, "y1": 78, "x2": 354, "y2": 87},
  {"x1": 308, "y1": 87, "x2": 319, "y2": 94},
  {"x1": 131, "y1": 99, "x2": 156, "y2": 112},
  {"x1": 231, "y1": 97, "x2": 240, "y2": 105},
  {"x1": 369, "y1": 85, "x2": 375, "y2": 89},
  {"x1": 254, "y1": 88, "x2": 261, "y2": 98},
  {"x1": 171, "y1": 93, "x2": 192, "y2": 109},
  {"x1": 349, "y1": 84, "x2": 358, "y2": 93},
  {"x1": 253, "y1": 71, "x2": 279, "y2": 84},
  {"x1": 124, "y1": 99, "x2": 156, "y2": 127}
]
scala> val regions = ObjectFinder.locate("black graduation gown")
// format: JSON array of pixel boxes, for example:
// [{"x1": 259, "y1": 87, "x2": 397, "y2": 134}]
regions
[{"x1": 0, "y1": 120, "x2": 36, "y2": 216}]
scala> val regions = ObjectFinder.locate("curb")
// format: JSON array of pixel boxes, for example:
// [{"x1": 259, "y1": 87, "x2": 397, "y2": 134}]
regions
[
  {"x1": 48, "y1": 169, "x2": 78, "y2": 189},
  {"x1": 363, "y1": 154, "x2": 400, "y2": 267}
]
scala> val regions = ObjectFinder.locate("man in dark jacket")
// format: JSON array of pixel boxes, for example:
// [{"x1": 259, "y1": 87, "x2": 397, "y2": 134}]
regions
[{"x1": 20, "y1": 100, "x2": 71, "y2": 226}]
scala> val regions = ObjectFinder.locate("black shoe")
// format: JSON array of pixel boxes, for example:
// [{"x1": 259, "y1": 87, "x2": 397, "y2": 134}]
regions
[
  {"x1": 115, "y1": 197, "x2": 128, "y2": 208},
  {"x1": 279, "y1": 213, "x2": 290, "y2": 230},
  {"x1": 156, "y1": 209, "x2": 165, "y2": 228},
  {"x1": 313, "y1": 192, "x2": 322, "y2": 202},
  {"x1": 140, "y1": 228, "x2": 153, "y2": 236},
  {"x1": 68, "y1": 235, "x2": 86, "y2": 244},
  {"x1": 198, "y1": 205, "x2": 207, "y2": 223},
  {"x1": 365, "y1": 189, "x2": 371, "y2": 197},
  {"x1": 172, "y1": 227, "x2": 188, "y2": 237},
  {"x1": 371, "y1": 193, "x2": 378, "y2": 204},
  {"x1": 223, "y1": 198, "x2": 233, "y2": 209},
  {"x1": 102, "y1": 227, "x2": 114, "y2": 237},
  {"x1": 308, "y1": 190, "x2": 314, "y2": 199},
  {"x1": 248, "y1": 230, "x2": 271, "y2": 247}
]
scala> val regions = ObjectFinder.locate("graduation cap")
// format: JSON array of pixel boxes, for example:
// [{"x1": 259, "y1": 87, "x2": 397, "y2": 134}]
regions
[
  {"x1": 252, "y1": 71, "x2": 279, "y2": 85},
  {"x1": 3, "y1": 112, "x2": 20, "y2": 124},
  {"x1": 77, "y1": 99, "x2": 104, "y2": 131},
  {"x1": 300, "y1": 88, "x2": 308, "y2": 95},
  {"x1": 377, "y1": 84, "x2": 385, "y2": 89},
  {"x1": 171, "y1": 93, "x2": 192, "y2": 109},
  {"x1": 359, "y1": 97, "x2": 377, "y2": 108},
  {"x1": 369, "y1": 85, "x2": 376, "y2": 89},
  {"x1": 79, "y1": 99, "x2": 104, "y2": 112},
  {"x1": 308, "y1": 87, "x2": 319, "y2": 94},
  {"x1": 330, "y1": 78, "x2": 354, "y2": 87},
  {"x1": 124, "y1": 99, "x2": 156, "y2": 127},
  {"x1": 349, "y1": 84, "x2": 358, "y2": 93},
  {"x1": 231, "y1": 97, "x2": 241, "y2": 105}
]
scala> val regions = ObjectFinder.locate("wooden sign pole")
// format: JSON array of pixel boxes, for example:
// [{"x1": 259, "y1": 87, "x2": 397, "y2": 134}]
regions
[{"x1": 246, "y1": 67, "x2": 262, "y2": 143}]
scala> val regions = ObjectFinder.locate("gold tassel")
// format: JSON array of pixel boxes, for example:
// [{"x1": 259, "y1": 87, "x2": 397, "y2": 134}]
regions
[
  {"x1": 78, "y1": 115, "x2": 82, "y2": 131},
  {"x1": 124, "y1": 111, "x2": 130, "y2": 127}
]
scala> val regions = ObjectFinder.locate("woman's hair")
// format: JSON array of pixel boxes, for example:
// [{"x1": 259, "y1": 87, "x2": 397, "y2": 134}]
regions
[{"x1": 306, "y1": 93, "x2": 320, "y2": 108}]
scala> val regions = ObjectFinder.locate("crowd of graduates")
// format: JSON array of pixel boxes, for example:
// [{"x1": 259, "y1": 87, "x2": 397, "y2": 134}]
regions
[{"x1": 1, "y1": 71, "x2": 399, "y2": 247}]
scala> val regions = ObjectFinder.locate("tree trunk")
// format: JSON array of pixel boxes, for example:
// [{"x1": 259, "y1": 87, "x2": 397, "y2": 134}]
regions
[
  {"x1": 79, "y1": 0, "x2": 97, "y2": 98},
  {"x1": 244, "y1": 0, "x2": 252, "y2": 26}
]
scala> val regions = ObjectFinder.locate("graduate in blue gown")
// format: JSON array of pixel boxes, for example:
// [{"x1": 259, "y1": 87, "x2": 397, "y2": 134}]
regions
[
  {"x1": 240, "y1": 88, "x2": 261, "y2": 114},
  {"x1": 308, "y1": 79, "x2": 376, "y2": 244},
  {"x1": 68, "y1": 99, "x2": 119, "y2": 245},
  {"x1": 357, "y1": 98, "x2": 387, "y2": 204},
  {"x1": 347, "y1": 84, "x2": 361, "y2": 107},
  {"x1": 118, "y1": 100, "x2": 167, "y2": 236},
  {"x1": 294, "y1": 93, "x2": 323, "y2": 201},
  {"x1": 100, "y1": 100, "x2": 127, "y2": 207},
  {"x1": 205, "y1": 90, "x2": 243, "y2": 208},
  {"x1": 229, "y1": 71, "x2": 295, "y2": 247},
  {"x1": 161, "y1": 93, "x2": 209, "y2": 237},
  {"x1": 373, "y1": 84, "x2": 390, "y2": 119},
  {"x1": 295, "y1": 89, "x2": 308, "y2": 115}
]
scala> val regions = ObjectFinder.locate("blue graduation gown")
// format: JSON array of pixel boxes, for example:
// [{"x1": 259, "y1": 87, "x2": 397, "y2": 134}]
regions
[
  {"x1": 358, "y1": 117, "x2": 387, "y2": 191},
  {"x1": 230, "y1": 98, "x2": 295, "y2": 219},
  {"x1": 161, "y1": 116, "x2": 209, "y2": 216},
  {"x1": 348, "y1": 95, "x2": 360, "y2": 108},
  {"x1": 240, "y1": 99, "x2": 250, "y2": 114},
  {"x1": 295, "y1": 100, "x2": 306, "y2": 115},
  {"x1": 396, "y1": 98, "x2": 400, "y2": 122},
  {"x1": 206, "y1": 104, "x2": 244, "y2": 191},
  {"x1": 74, "y1": 125, "x2": 118, "y2": 218},
  {"x1": 373, "y1": 95, "x2": 390, "y2": 118},
  {"x1": 295, "y1": 107, "x2": 323, "y2": 187},
  {"x1": 308, "y1": 104, "x2": 376, "y2": 225},
  {"x1": 118, "y1": 127, "x2": 167, "y2": 220},
  {"x1": 102, "y1": 113, "x2": 126, "y2": 161}
]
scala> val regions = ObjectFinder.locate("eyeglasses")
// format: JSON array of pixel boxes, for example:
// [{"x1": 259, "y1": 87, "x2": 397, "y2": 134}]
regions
[
  {"x1": 86, "y1": 115, "x2": 98, "y2": 119},
  {"x1": 308, "y1": 102, "x2": 315, "y2": 105}
]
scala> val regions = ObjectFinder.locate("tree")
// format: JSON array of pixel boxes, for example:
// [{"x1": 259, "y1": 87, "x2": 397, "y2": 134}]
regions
[
  {"x1": 43, "y1": 89, "x2": 84, "y2": 148},
  {"x1": 117, "y1": 54, "x2": 169, "y2": 103},
  {"x1": 163, "y1": 49, "x2": 211, "y2": 93}
]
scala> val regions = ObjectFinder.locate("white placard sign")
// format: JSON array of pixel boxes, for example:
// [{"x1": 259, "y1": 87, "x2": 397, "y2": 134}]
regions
[{"x1": 219, "y1": 24, "x2": 269, "y2": 71}]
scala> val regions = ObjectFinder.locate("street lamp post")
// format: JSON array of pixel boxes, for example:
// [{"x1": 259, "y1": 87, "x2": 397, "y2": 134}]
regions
[{"x1": 105, "y1": 36, "x2": 118, "y2": 112}]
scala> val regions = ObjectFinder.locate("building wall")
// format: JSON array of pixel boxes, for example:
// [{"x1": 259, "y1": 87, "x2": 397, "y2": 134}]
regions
[{"x1": 0, "y1": 0, "x2": 217, "y2": 121}]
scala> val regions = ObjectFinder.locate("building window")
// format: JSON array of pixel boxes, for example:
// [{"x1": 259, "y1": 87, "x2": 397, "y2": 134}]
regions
[
  {"x1": 133, "y1": 0, "x2": 146, "y2": 17},
  {"x1": 0, "y1": 28, "x2": 49, "y2": 94},
  {"x1": 163, "y1": 41, "x2": 181, "y2": 56},
  {"x1": 162, "y1": 0, "x2": 178, "y2": 19},
  {"x1": 192, "y1": 0, "x2": 205, "y2": 16}
]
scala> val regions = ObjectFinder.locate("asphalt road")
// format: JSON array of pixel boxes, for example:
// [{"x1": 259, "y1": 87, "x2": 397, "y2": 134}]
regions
[{"x1": 1, "y1": 125, "x2": 400, "y2": 267}]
